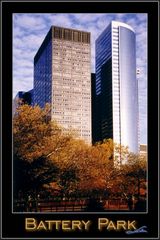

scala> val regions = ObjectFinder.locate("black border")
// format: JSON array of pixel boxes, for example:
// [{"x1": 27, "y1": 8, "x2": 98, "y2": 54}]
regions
[{"x1": 1, "y1": 0, "x2": 159, "y2": 239}]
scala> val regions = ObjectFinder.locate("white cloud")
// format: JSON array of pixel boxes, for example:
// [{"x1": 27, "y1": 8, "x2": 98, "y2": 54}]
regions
[
  {"x1": 13, "y1": 13, "x2": 147, "y2": 144},
  {"x1": 13, "y1": 77, "x2": 33, "y2": 98},
  {"x1": 13, "y1": 14, "x2": 46, "y2": 31},
  {"x1": 45, "y1": 14, "x2": 74, "y2": 28}
]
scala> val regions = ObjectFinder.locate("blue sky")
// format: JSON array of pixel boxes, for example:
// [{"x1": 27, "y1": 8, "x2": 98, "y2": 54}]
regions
[{"x1": 13, "y1": 13, "x2": 147, "y2": 144}]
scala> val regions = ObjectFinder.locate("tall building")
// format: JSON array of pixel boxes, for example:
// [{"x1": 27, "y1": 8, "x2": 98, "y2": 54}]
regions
[
  {"x1": 13, "y1": 89, "x2": 33, "y2": 113},
  {"x1": 140, "y1": 144, "x2": 147, "y2": 157},
  {"x1": 94, "y1": 21, "x2": 139, "y2": 156},
  {"x1": 34, "y1": 26, "x2": 91, "y2": 144},
  {"x1": 91, "y1": 73, "x2": 96, "y2": 143},
  {"x1": 91, "y1": 73, "x2": 101, "y2": 144}
]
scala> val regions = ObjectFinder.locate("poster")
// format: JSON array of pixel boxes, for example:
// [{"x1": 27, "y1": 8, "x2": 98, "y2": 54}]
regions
[{"x1": 1, "y1": 0, "x2": 159, "y2": 239}]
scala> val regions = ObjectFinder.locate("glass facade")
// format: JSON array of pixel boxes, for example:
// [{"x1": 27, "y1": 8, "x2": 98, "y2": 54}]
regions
[
  {"x1": 34, "y1": 29, "x2": 52, "y2": 108},
  {"x1": 96, "y1": 24, "x2": 112, "y2": 95},
  {"x1": 119, "y1": 26, "x2": 138, "y2": 153},
  {"x1": 34, "y1": 26, "x2": 91, "y2": 144},
  {"x1": 95, "y1": 24, "x2": 113, "y2": 140},
  {"x1": 95, "y1": 21, "x2": 139, "y2": 156}
]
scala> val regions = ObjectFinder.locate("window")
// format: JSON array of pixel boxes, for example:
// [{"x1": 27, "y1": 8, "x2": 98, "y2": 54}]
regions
[
  {"x1": 64, "y1": 29, "x2": 72, "y2": 40},
  {"x1": 73, "y1": 31, "x2": 81, "y2": 42},
  {"x1": 54, "y1": 27, "x2": 63, "y2": 39},
  {"x1": 82, "y1": 33, "x2": 90, "y2": 43}
]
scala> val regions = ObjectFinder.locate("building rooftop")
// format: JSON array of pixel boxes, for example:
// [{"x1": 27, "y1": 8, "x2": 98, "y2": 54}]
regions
[
  {"x1": 140, "y1": 144, "x2": 147, "y2": 152},
  {"x1": 111, "y1": 21, "x2": 135, "y2": 33},
  {"x1": 34, "y1": 25, "x2": 91, "y2": 64}
]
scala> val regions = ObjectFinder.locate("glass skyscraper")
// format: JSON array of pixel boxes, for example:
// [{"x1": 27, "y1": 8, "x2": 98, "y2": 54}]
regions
[
  {"x1": 34, "y1": 26, "x2": 91, "y2": 144},
  {"x1": 95, "y1": 21, "x2": 139, "y2": 156}
]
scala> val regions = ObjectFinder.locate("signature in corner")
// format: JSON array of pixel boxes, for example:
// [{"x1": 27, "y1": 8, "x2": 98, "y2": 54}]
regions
[{"x1": 126, "y1": 226, "x2": 148, "y2": 235}]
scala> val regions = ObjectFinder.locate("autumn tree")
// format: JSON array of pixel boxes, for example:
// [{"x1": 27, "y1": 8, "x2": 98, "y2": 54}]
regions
[
  {"x1": 48, "y1": 138, "x2": 115, "y2": 198},
  {"x1": 108, "y1": 152, "x2": 147, "y2": 199},
  {"x1": 13, "y1": 103, "x2": 146, "y2": 205},
  {"x1": 13, "y1": 104, "x2": 72, "y2": 198},
  {"x1": 75, "y1": 139, "x2": 115, "y2": 197},
  {"x1": 124, "y1": 153, "x2": 147, "y2": 198},
  {"x1": 49, "y1": 137, "x2": 88, "y2": 197}
]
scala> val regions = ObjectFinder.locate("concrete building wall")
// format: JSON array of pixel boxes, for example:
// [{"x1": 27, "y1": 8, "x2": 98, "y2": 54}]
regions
[{"x1": 34, "y1": 26, "x2": 92, "y2": 144}]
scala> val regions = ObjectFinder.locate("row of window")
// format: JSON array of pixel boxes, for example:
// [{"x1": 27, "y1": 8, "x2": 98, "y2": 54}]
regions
[{"x1": 53, "y1": 27, "x2": 90, "y2": 43}]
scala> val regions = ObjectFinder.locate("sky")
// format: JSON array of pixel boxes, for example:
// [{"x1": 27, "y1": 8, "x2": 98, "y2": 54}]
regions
[{"x1": 13, "y1": 13, "x2": 147, "y2": 144}]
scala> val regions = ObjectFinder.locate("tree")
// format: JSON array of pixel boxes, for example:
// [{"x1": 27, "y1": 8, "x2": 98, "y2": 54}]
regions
[
  {"x1": 14, "y1": 103, "x2": 147, "y2": 205},
  {"x1": 125, "y1": 153, "x2": 147, "y2": 198},
  {"x1": 76, "y1": 139, "x2": 114, "y2": 197},
  {"x1": 50, "y1": 138, "x2": 89, "y2": 197},
  {"x1": 49, "y1": 138, "x2": 115, "y2": 197},
  {"x1": 13, "y1": 104, "x2": 72, "y2": 197},
  {"x1": 109, "y1": 153, "x2": 147, "y2": 199}
]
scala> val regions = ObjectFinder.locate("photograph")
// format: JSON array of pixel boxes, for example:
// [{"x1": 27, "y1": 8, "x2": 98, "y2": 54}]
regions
[
  {"x1": 13, "y1": 12, "x2": 147, "y2": 213},
  {"x1": 1, "y1": 1, "x2": 159, "y2": 239}
]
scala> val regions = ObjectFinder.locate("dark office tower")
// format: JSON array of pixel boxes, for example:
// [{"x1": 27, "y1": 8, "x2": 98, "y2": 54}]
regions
[
  {"x1": 91, "y1": 73, "x2": 96, "y2": 143},
  {"x1": 34, "y1": 26, "x2": 91, "y2": 144},
  {"x1": 23, "y1": 89, "x2": 34, "y2": 105},
  {"x1": 13, "y1": 89, "x2": 33, "y2": 113},
  {"x1": 14, "y1": 90, "x2": 33, "y2": 105},
  {"x1": 95, "y1": 21, "x2": 139, "y2": 157},
  {"x1": 91, "y1": 73, "x2": 101, "y2": 144}
]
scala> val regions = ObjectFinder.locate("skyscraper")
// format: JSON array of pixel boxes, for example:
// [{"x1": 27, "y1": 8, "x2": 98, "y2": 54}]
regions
[
  {"x1": 13, "y1": 89, "x2": 33, "y2": 114},
  {"x1": 34, "y1": 26, "x2": 91, "y2": 144},
  {"x1": 94, "y1": 21, "x2": 139, "y2": 155}
]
